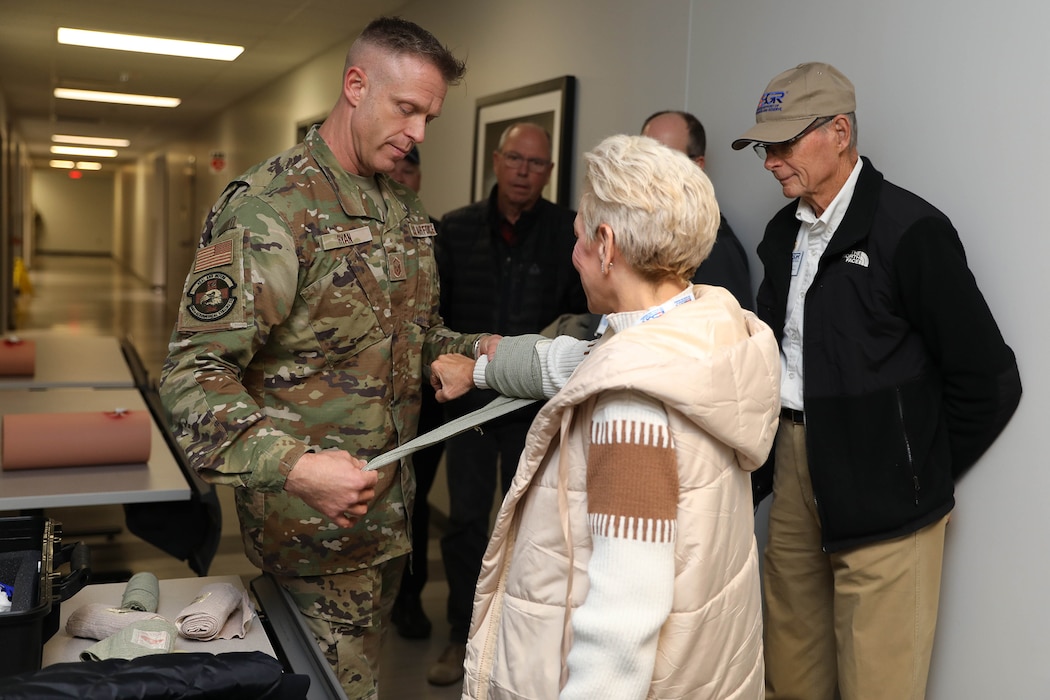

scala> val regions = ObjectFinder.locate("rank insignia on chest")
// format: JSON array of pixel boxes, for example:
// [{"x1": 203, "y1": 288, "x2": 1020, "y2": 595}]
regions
[{"x1": 389, "y1": 252, "x2": 406, "y2": 281}]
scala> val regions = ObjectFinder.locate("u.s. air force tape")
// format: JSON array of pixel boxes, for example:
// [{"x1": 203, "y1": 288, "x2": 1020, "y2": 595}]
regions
[{"x1": 363, "y1": 396, "x2": 539, "y2": 471}]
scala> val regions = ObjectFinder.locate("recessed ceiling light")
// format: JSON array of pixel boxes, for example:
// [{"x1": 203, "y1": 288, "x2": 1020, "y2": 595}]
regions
[
  {"x1": 52, "y1": 134, "x2": 130, "y2": 148},
  {"x1": 54, "y1": 88, "x2": 180, "y2": 108},
  {"x1": 50, "y1": 160, "x2": 103, "y2": 171},
  {"x1": 58, "y1": 27, "x2": 243, "y2": 61},
  {"x1": 50, "y1": 145, "x2": 118, "y2": 158}
]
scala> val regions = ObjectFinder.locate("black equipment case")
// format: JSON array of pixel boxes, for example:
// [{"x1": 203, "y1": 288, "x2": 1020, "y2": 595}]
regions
[{"x1": 0, "y1": 515, "x2": 90, "y2": 678}]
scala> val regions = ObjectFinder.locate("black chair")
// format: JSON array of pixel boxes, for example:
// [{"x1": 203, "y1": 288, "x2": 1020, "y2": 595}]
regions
[{"x1": 119, "y1": 336, "x2": 222, "y2": 577}]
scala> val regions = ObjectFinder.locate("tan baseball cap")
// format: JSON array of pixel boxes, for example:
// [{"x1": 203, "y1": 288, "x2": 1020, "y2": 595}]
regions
[{"x1": 731, "y1": 62, "x2": 856, "y2": 150}]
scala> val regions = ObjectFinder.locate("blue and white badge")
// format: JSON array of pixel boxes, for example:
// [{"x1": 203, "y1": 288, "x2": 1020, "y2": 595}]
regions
[
  {"x1": 791, "y1": 250, "x2": 803, "y2": 277},
  {"x1": 640, "y1": 290, "x2": 694, "y2": 323}
]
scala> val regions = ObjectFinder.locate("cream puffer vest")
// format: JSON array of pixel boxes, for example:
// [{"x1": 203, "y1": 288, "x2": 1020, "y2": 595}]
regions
[{"x1": 462, "y1": 287, "x2": 780, "y2": 700}]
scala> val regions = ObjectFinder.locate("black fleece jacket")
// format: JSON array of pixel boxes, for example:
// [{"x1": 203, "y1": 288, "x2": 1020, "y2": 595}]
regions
[
  {"x1": 435, "y1": 187, "x2": 587, "y2": 416},
  {"x1": 436, "y1": 186, "x2": 585, "y2": 336},
  {"x1": 754, "y1": 158, "x2": 1021, "y2": 552}
]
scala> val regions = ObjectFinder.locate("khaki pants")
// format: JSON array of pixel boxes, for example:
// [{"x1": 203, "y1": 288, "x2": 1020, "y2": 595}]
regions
[
  {"x1": 763, "y1": 421, "x2": 948, "y2": 700},
  {"x1": 278, "y1": 555, "x2": 407, "y2": 700}
]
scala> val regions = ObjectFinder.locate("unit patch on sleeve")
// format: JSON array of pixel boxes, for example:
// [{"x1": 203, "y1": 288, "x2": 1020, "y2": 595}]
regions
[
  {"x1": 185, "y1": 272, "x2": 238, "y2": 322},
  {"x1": 178, "y1": 230, "x2": 247, "y2": 332}
]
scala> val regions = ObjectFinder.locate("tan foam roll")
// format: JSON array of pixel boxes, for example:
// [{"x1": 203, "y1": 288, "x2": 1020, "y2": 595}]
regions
[
  {"x1": 0, "y1": 338, "x2": 35, "y2": 377},
  {"x1": 2, "y1": 409, "x2": 151, "y2": 470}
]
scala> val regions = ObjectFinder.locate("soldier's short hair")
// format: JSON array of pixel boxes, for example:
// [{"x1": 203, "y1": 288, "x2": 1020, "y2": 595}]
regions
[{"x1": 355, "y1": 16, "x2": 466, "y2": 85}]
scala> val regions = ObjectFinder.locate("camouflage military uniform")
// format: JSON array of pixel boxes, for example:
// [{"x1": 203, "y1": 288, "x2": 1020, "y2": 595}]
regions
[{"x1": 160, "y1": 127, "x2": 480, "y2": 698}]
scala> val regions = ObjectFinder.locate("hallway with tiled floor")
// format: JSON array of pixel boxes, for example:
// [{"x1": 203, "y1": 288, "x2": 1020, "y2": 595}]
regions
[{"x1": 12, "y1": 253, "x2": 464, "y2": 699}]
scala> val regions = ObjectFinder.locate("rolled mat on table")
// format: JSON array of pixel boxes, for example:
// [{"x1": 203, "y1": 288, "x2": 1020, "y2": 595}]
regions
[
  {"x1": 0, "y1": 338, "x2": 35, "y2": 377},
  {"x1": 1, "y1": 409, "x2": 151, "y2": 470}
]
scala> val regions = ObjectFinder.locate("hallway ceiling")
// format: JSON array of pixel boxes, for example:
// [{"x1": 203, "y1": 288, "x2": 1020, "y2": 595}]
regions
[{"x1": 0, "y1": 0, "x2": 408, "y2": 167}]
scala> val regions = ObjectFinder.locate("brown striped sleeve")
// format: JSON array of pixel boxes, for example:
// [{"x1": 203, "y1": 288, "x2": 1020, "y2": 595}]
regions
[{"x1": 585, "y1": 394, "x2": 679, "y2": 543}]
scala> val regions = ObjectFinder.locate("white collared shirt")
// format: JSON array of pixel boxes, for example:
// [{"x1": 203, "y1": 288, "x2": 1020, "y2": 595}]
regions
[{"x1": 779, "y1": 159, "x2": 864, "y2": 411}]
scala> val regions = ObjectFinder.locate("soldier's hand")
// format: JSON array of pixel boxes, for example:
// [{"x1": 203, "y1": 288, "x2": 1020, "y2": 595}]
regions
[
  {"x1": 431, "y1": 353, "x2": 478, "y2": 402},
  {"x1": 284, "y1": 450, "x2": 378, "y2": 529}
]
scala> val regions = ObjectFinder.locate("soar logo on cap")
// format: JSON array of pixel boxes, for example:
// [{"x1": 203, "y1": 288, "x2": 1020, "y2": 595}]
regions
[
  {"x1": 756, "y1": 90, "x2": 786, "y2": 115},
  {"x1": 186, "y1": 272, "x2": 238, "y2": 322}
]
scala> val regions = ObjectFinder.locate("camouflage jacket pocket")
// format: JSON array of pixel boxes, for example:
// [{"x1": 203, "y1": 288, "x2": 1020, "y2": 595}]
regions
[{"x1": 300, "y1": 258, "x2": 385, "y2": 368}]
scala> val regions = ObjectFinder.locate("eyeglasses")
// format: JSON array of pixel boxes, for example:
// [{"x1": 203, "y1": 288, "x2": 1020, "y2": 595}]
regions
[
  {"x1": 753, "y1": 116, "x2": 835, "y2": 160},
  {"x1": 500, "y1": 151, "x2": 551, "y2": 172}
]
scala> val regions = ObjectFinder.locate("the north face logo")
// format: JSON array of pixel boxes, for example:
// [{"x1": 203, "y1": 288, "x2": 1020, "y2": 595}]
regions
[{"x1": 843, "y1": 250, "x2": 869, "y2": 267}]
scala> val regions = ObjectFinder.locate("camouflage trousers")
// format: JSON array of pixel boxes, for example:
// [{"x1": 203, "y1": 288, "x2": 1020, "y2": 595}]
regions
[{"x1": 277, "y1": 555, "x2": 407, "y2": 700}]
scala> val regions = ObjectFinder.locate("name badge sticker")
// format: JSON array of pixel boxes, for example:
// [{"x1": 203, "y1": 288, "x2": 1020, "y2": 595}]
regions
[
  {"x1": 791, "y1": 250, "x2": 803, "y2": 277},
  {"x1": 320, "y1": 226, "x2": 373, "y2": 251}
]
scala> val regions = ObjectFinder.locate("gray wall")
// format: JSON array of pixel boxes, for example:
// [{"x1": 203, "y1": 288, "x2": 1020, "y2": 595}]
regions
[
  {"x1": 174, "y1": 41, "x2": 352, "y2": 235},
  {"x1": 685, "y1": 3, "x2": 1044, "y2": 697},
  {"x1": 168, "y1": 0, "x2": 1044, "y2": 694},
  {"x1": 403, "y1": 0, "x2": 694, "y2": 218},
  {"x1": 31, "y1": 169, "x2": 115, "y2": 255}
]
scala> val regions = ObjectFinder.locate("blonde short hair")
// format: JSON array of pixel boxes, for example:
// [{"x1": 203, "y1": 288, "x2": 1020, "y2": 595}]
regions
[{"x1": 578, "y1": 134, "x2": 719, "y2": 284}]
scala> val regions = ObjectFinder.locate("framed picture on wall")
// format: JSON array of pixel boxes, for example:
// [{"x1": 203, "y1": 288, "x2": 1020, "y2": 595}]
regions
[{"x1": 471, "y1": 76, "x2": 576, "y2": 205}]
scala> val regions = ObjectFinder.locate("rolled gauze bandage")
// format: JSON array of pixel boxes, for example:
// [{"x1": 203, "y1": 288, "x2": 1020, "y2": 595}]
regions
[
  {"x1": 2, "y1": 409, "x2": 151, "y2": 470},
  {"x1": 121, "y1": 572, "x2": 160, "y2": 613},
  {"x1": 66, "y1": 603, "x2": 166, "y2": 641},
  {"x1": 175, "y1": 582, "x2": 254, "y2": 641},
  {"x1": 0, "y1": 338, "x2": 34, "y2": 377}
]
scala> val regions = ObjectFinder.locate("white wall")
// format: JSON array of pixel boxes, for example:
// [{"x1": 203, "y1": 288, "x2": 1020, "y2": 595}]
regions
[{"x1": 30, "y1": 169, "x2": 115, "y2": 255}]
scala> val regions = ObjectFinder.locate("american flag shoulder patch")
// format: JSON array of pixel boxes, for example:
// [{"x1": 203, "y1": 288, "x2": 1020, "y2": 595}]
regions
[{"x1": 194, "y1": 239, "x2": 234, "y2": 272}]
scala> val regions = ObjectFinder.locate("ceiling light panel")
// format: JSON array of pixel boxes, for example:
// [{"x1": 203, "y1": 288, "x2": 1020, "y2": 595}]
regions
[
  {"x1": 50, "y1": 145, "x2": 118, "y2": 158},
  {"x1": 53, "y1": 88, "x2": 181, "y2": 108},
  {"x1": 52, "y1": 135, "x2": 130, "y2": 148},
  {"x1": 58, "y1": 28, "x2": 244, "y2": 61}
]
